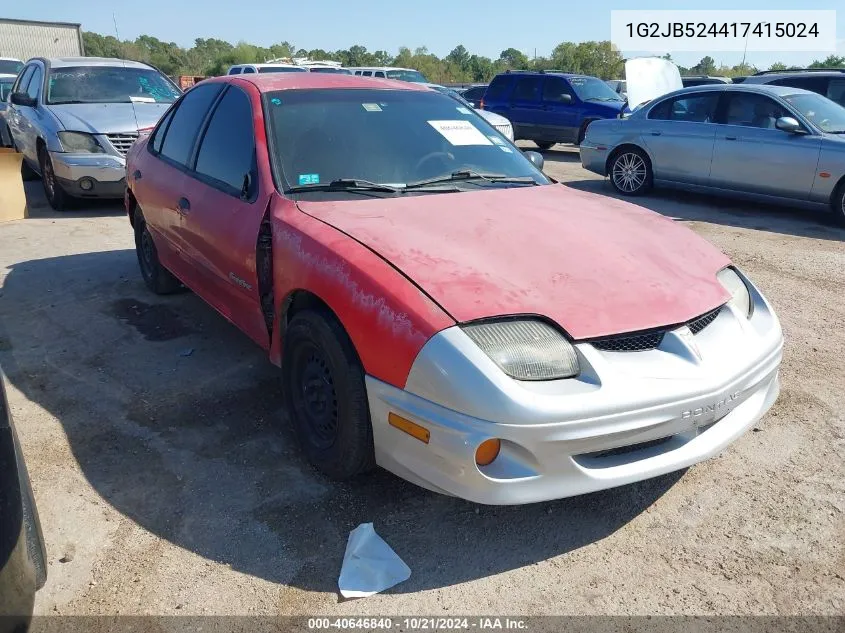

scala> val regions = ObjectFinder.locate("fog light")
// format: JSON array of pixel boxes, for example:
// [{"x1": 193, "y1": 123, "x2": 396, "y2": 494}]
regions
[
  {"x1": 475, "y1": 439, "x2": 501, "y2": 466},
  {"x1": 79, "y1": 178, "x2": 94, "y2": 191}
]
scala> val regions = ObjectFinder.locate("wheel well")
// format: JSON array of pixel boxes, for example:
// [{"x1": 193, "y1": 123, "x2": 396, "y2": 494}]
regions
[
  {"x1": 831, "y1": 174, "x2": 845, "y2": 208},
  {"x1": 279, "y1": 290, "x2": 363, "y2": 365},
  {"x1": 126, "y1": 189, "x2": 138, "y2": 229},
  {"x1": 605, "y1": 143, "x2": 651, "y2": 176}
]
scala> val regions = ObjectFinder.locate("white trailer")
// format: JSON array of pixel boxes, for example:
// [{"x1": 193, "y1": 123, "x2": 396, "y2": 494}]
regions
[{"x1": 0, "y1": 18, "x2": 84, "y2": 61}]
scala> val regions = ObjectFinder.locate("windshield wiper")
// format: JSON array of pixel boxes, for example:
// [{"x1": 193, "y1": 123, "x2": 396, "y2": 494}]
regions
[
  {"x1": 285, "y1": 179, "x2": 402, "y2": 195},
  {"x1": 404, "y1": 170, "x2": 538, "y2": 190}
]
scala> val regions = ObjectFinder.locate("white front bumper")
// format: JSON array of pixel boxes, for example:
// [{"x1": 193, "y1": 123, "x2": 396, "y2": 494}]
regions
[{"x1": 365, "y1": 276, "x2": 784, "y2": 505}]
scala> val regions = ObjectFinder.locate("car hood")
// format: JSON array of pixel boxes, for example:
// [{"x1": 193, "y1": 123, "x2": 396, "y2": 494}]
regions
[
  {"x1": 47, "y1": 102, "x2": 171, "y2": 134},
  {"x1": 625, "y1": 57, "x2": 683, "y2": 110},
  {"x1": 297, "y1": 184, "x2": 731, "y2": 339},
  {"x1": 475, "y1": 109, "x2": 510, "y2": 127}
]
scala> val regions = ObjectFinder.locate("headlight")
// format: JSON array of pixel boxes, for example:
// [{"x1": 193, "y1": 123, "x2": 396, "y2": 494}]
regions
[
  {"x1": 57, "y1": 131, "x2": 104, "y2": 153},
  {"x1": 717, "y1": 267, "x2": 753, "y2": 318},
  {"x1": 462, "y1": 319, "x2": 580, "y2": 381}
]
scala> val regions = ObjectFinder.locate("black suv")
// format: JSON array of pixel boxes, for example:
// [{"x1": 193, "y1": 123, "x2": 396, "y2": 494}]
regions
[{"x1": 742, "y1": 69, "x2": 845, "y2": 107}]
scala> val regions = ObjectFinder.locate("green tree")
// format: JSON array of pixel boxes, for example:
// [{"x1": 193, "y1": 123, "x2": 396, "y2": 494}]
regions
[
  {"x1": 809, "y1": 55, "x2": 845, "y2": 68},
  {"x1": 498, "y1": 47, "x2": 529, "y2": 69},
  {"x1": 689, "y1": 55, "x2": 717, "y2": 75}
]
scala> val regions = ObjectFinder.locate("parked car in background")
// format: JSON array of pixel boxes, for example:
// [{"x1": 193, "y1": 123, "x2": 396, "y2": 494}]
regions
[
  {"x1": 295, "y1": 60, "x2": 353, "y2": 74},
  {"x1": 0, "y1": 57, "x2": 24, "y2": 76},
  {"x1": 227, "y1": 63, "x2": 307, "y2": 75},
  {"x1": 348, "y1": 67, "x2": 428, "y2": 82},
  {"x1": 460, "y1": 84, "x2": 488, "y2": 107},
  {"x1": 422, "y1": 83, "x2": 514, "y2": 141},
  {"x1": 481, "y1": 70, "x2": 627, "y2": 149},
  {"x1": 605, "y1": 79, "x2": 627, "y2": 100},
  {"x1": 5, "y1": 57, "x2": 182, "y2": 210},
  {"x1": 681, "y1": 76, "x2": 732, "y2": 87},
  {"x1": 581, "y1": 83, "x2": 845, "y2": 224},
  {"x1": 125, "y1": 72, "x2": 782, "y2": 505},
  {"x1": 0, "y1": 366, "x2": 47, "y2": 630},
  {"x1": 741, "y1": 69, "x2": 845, "y2": 108},
  {"x1": 0, "y1": 74, "x2": 16, "y2": 146}
]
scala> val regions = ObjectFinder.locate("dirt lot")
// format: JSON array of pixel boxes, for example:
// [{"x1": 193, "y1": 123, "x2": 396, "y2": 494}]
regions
[{"x1": 0, "y1": 146, "x2": 843, "y2": 617}]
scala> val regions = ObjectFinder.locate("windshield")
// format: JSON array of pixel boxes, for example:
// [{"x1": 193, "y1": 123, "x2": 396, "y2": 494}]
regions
[
  {"x1": 309, "y1": 67, "x2": 352, "y2": 74},
  {"x1": 569, "y1": 76, "x2": 624, "y2": 102},
  {"x1": 430, "y1": 85, "x2": 472, "y2": 108},
  {"x1": 0, "y1": 78, "x2": 14, "y2": 101},
  {"x1": 46, "y1": 66, "x2": 181, "y2": 104},
  {"x1": 259, "y1": 66, "x2": 307, "y2": 73},
  {"x1": 386, "y1": 69, "x2": 428, "y2": 83},
  {"x1": 0, "y1": 60, "x2": 23, "y2": 75},
  {"x1": 265, "y1": 88, "x2": 547, "y2": 198},
  {"x1": 782, "y1": 92, "x2": 845, "y2": 133}
]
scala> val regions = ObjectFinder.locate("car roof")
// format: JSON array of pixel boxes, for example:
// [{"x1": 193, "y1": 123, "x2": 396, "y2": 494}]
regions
[
  {"x1": 0, "y1": 57, "x2": 22, "y2": 62},
  {"x1": 347, "y1": 66, "x2": 417, "y2": 72},
  {"x1": 495, "y1": 70, "x2": 595, "y2": 79},
  {"x1": 234, "y1": 63, "x2": 300, "y2": 68},
  {"x1": 42, "y1": 57, "x2": 153, "y2": 69},
  {"x1": 655, "y1": 83, "x2": 817, "y2": 99},
  {"x1": 744, "y1": 69, "x2": 845, "y2": 83},
  {"x1": 208, "y1": 73, "x2": 432, "y2": 93},
  {"x1": 0, "y1": 74, "x2": 17, "y2": 80}
]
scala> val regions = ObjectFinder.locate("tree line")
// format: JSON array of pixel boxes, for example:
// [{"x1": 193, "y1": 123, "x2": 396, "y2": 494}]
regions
[{"x1": 82, "y1": 31, "x2": 845, "y2": 83}]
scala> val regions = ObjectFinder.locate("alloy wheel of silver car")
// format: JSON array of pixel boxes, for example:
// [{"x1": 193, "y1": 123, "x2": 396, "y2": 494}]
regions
[{"x1": 611, "y1": 151, "x2": 650, "y2": 195}]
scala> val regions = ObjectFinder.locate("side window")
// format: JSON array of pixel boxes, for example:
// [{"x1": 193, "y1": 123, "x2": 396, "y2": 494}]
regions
[
  {"x1": 723, "y1": 93, "x2": 788, "y2": 129},
  {"x1": 375, "y1": 71, "x2": 385, "y2": 78},
  {"x1": 194, "y1": 87, "x2": 255, "y2": 196},
  {"x1": 826, "y1": 79, "x2": 845, "y2": 108},
  {"x1": 14, "y1": 65, "x2": 34, "y2": 94},
  {"x1": 770, "y1": 76, "x2": 826, "y2": 95},
  {"x1": 485, "y1": 76, "x2": 511, "y2": 101},
  {"x1": 362, "y1": 71, "x2": 372, "y2": 76},
  {"x1": 26, "y1": 66, "x2": 43, "y2": 100},
  {"x1": 648, "y1": 93, "x2": 718, "y2": 122},
  {"x1": 542, "y1": 77, "x2": 573, "y2": 102},
  {"x1": 228, "y1": 67, "x2": 241, "y2": 75},
  {"x1": 512, "y1": 77, "x2": 542, "y2": 102},
  {"x1": 159, "y1": 83, "x2": 223, "y2": 166},
  {"x1": 243, "y1": 66, "x2": 256, "y2": 74},
  {"x1": 150, "y1": 106, "x2": 177, "y2": 154}
]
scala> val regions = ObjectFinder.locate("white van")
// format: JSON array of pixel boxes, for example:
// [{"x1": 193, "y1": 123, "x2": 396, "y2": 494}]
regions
[
  {"x1": 227, "y1": 63, "x2": 306, "y2": 75},
  {"x1": 347, "y1": 67, "x2": 428, "y2": 83}
]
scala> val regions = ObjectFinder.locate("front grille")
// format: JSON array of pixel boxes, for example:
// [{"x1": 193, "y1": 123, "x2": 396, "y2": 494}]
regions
[
  {"x1": 589, "y1": 304, "x2": 725, "y2": 353},
  {"x1": 106, "y1": 132, "x2": 139, "y2": 156},
  {"x1": 592, "y1": 331, "x2": 665, "y2": 352},
  {"x1": 687, "y1": 306, "x2": 722, "y2": 334},
  {"x1": 494, "y1": 124, "x2": 512, "y2": 138}
]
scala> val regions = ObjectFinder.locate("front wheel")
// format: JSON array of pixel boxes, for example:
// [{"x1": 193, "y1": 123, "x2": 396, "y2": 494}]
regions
[
  {"x1": 282, "y1": 309, "x2": 375, "y2": 480},
  {"x1": 39, "y1": 147, "x2": 69, "y2": 210},
  {"x1": 609, "y1": 148, "x2": 652, "y2": 196},
  {"x1": 832, "y1": 182, "x2": 845, "y2": 227},
  {"x1": 535, "y1": 141, "x2": 555, "y2": 151}
]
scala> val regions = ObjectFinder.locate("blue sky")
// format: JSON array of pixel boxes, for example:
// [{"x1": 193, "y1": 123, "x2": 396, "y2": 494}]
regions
[{"x1": 9, "y1": 1, "x2": 844, "y2": 68}]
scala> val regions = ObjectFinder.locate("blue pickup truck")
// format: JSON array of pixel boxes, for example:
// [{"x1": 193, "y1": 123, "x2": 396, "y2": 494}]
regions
[{"x1": 480, "y1": 70, "x2": 628, "y2": 149}]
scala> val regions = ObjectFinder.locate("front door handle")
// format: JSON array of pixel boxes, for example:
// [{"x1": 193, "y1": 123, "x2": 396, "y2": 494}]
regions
[
  {"x1": 176, "y1": 197, "x2": 190, "y2": 216},
  {"x1": 650, "y1": 131, "x2": 662, "y2": 136},
  {"x1": 724, "y1": 135, "x2": 737, "y2": 141}
]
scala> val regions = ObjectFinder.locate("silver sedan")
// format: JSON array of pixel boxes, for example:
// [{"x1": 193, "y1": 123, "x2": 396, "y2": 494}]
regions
[{"x1": 580, "y1": 84, "x2": 845, "y2": 224}]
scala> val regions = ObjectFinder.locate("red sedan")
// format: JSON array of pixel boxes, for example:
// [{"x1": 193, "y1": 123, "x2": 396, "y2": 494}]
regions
[{"x1": 125, "y1": 74, "x2": 782, "y2": 504}]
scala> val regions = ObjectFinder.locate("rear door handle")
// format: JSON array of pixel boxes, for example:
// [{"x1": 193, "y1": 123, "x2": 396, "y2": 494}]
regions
[
  {"x1": 176, "y1": 197, "x2": 190, "y2": 216},
  {"x1": 724, "y1": 135, "x2": 737, "y2": 140},
  {"x1": 650, "y1": 131, "x2": 662, "y2": 136}
]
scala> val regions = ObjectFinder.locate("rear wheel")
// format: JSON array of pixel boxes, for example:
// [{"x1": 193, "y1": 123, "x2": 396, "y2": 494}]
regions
[
  {"x1": 535, "y1": 141, "x2": 555, "y2": 150},
  {"x1": 39, "y1": 146, "x2": 69, "y2": 210},
  {"x1": 609, "y1": 148, "x2": 652, "y2": 196},
  {"x1": 134, "y1": 212, "x2": 182, "y2": 294},
  {"x1": 282, "y1": 309, "x2": 375, "y2": 480}
]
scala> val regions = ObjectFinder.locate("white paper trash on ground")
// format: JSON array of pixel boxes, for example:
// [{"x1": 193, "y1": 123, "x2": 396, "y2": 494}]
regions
[{"x1": 338, "y1": 523, "x2": 411, "y2": 598}]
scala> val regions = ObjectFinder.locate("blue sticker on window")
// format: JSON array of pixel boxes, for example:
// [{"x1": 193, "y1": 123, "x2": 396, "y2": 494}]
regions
[
  {"x1": 298, "y1": 174, "x2": 320, "y2": 185},
  {"x1": 271, "y1": 97, "x2": 282, "y2": 105}
]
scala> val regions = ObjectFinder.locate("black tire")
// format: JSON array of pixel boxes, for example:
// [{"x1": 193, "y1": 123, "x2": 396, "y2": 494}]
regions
[
  {"x1": 282, "y1": 309, "x2": 375, "y2": 480},
  {"x1": 608, "y1": 147, "x2": 653, "y2": 196},
  {"x1": 535, "y1": 141, "x2": 555, "y2": 150},
  {"x1": 14, "y1": 139, "x2": 39, "y2": 181},
  {"x1": 832, "y1": 181, "x2": 845, "y2": 227},
  {"x1": 133, "y1": 212, "x2": 183, "y2": 294},
  {"x1": 577, "y1": 120, "x2": 595, "y2": 145},
  {"x1": 38, "y1": 146, "x2": 69, "y2": 210}
]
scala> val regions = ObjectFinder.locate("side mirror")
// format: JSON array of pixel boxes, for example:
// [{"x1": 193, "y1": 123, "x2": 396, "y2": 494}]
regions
[
  {"x1": 10, "y1": 92, "x2": 36, "y2": 107},
  {"x1": 523, "y1": 150, "x2": 544, "y2": 170},
  {"x1": 775, "y1": 116, "x2": 805, "y2": 134},
  {"x1": 558, "y1": 94, "x2": 573, "y2": 105}
]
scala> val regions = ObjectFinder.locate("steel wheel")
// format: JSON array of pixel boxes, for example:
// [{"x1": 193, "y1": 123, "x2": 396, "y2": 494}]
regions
[
  {"x1": 292, "y1": 345, "x2": 339, "y2": 450},
  {"x1": 38, "y1": 148, "x2": 68, "y2": 210},
  {"x1": 611, "y1": 152, "x2": 648, "y2": 194}
]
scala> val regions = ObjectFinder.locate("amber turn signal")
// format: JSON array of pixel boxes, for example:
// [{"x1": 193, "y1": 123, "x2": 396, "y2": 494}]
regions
[
  {"x1": 475, "y1": 438, "x2": 501, "y2": 466},
  {"x1": 388, "y1": 412, "x2": 430, "y2": 444}
]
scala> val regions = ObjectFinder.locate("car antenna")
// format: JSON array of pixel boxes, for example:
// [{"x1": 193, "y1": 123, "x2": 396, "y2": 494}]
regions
[{"x1": 113, "y1": 12, "x2": 141, "y2": 131}]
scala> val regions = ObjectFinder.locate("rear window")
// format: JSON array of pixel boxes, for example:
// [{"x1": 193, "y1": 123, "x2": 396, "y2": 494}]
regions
[
  {"x1": 0, "y1": 59, "x2": 23, "y2": 75},
  {"x1": 769, "y1": 76, "x2": 827, "y2": 96},
  {"x1": 485, "y1": 75, "x2": 512, "y2": 101},
  {"x1": 0, "y1": 78, "x2": 15, "y2": 101}
]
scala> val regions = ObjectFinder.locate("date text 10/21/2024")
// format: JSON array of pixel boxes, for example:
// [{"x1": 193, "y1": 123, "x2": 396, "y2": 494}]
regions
[{"x1": 307, "y1": 618, "x2": 528, "y2": 630}]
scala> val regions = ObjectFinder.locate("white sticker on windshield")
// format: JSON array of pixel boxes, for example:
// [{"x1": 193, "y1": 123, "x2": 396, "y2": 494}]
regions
[
  {"x1": 488, "y1": 136, "x2": 506, "y2": 145},
  {"x1": 362, "y1": 103, "x2": 382, "y2": 112},
  {"x1": 456, "y1": 106, "x2": 472, "y2": 114},
  {"x1": 428, "y1": 120, "x2": 493, "y2": 146}
]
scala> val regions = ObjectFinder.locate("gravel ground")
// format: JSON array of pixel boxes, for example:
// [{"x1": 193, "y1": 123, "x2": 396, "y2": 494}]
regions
[{"x1": 0, "y1": 147, "x2": 843, "y2": 617}]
